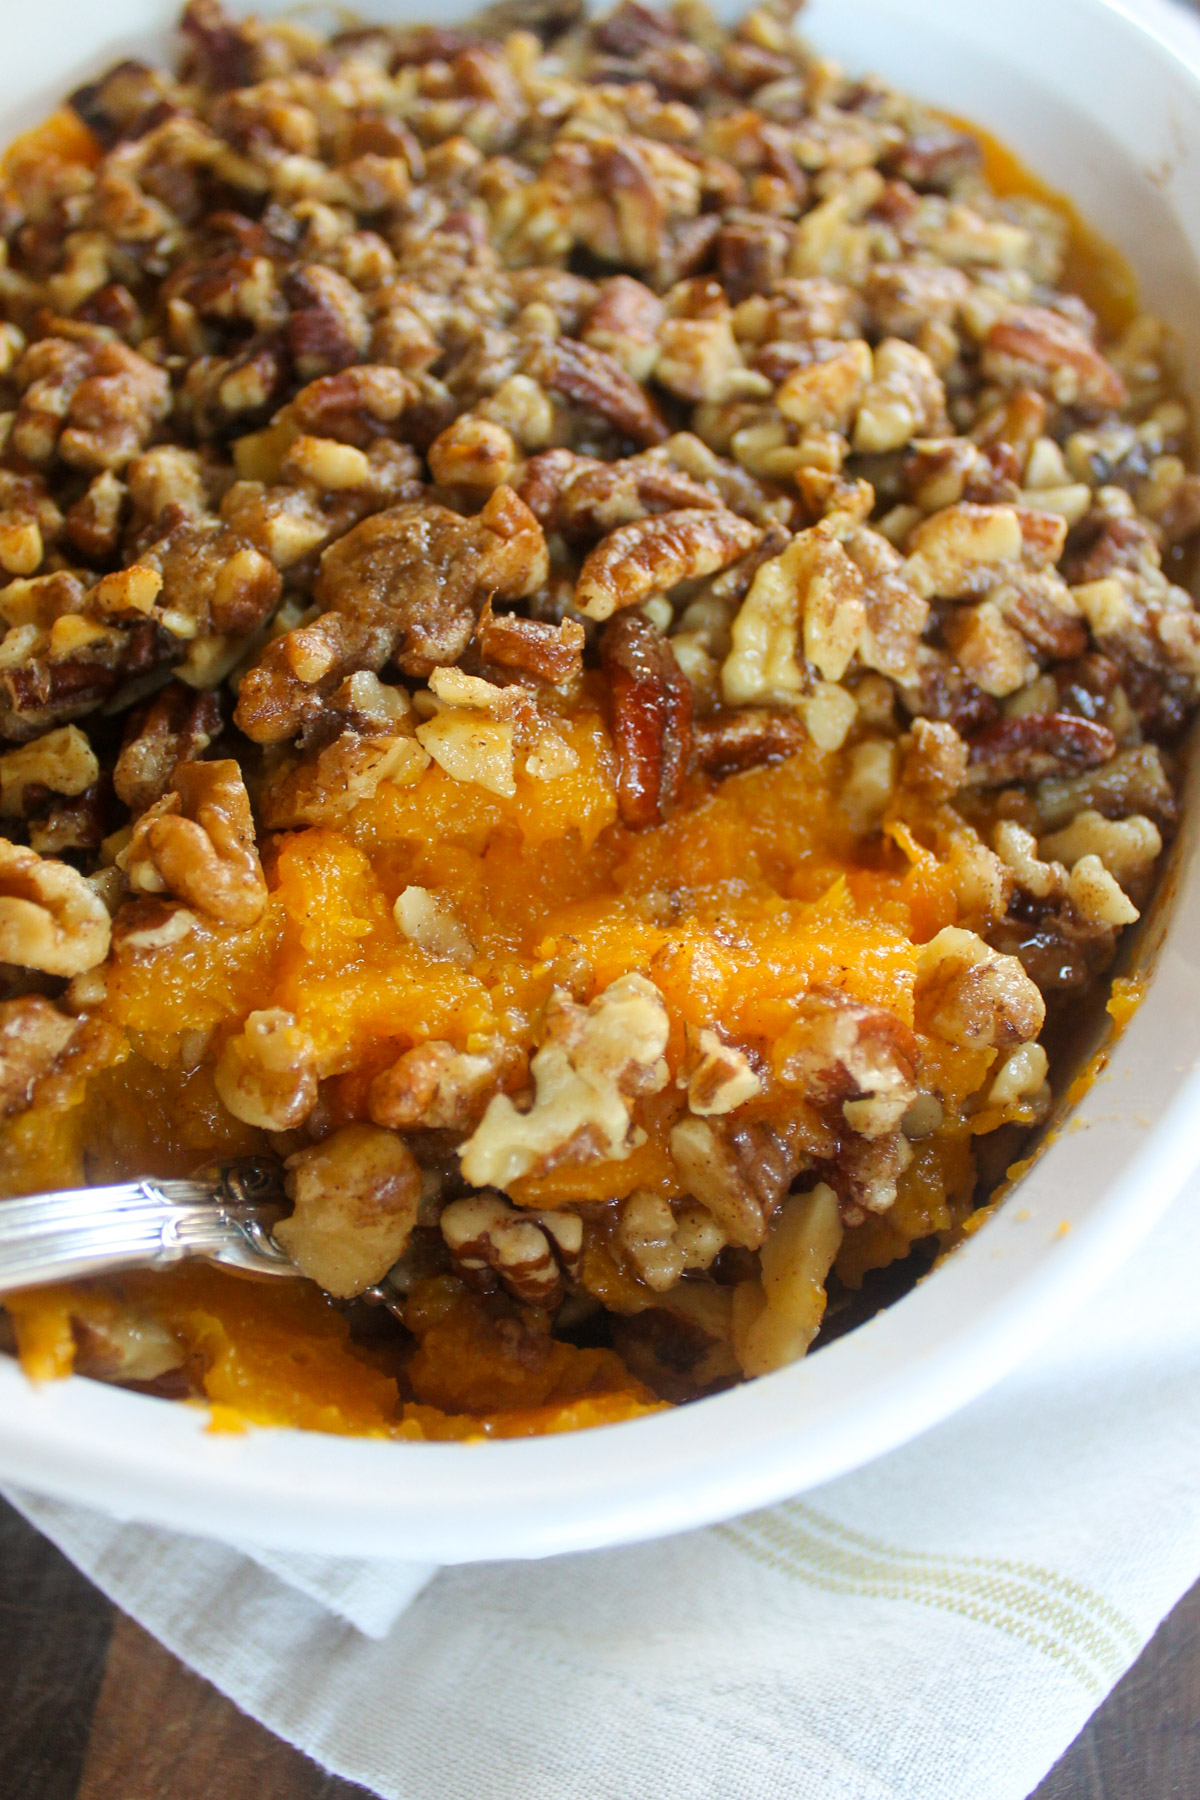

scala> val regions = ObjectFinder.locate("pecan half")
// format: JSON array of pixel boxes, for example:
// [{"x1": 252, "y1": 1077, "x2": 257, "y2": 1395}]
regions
[
  {"x1": 530, "y1": 335, "x2": 668, "y2": 447},
  {"x1": 963, "y1": 713, "x2": 1117, "y2": 788},
  {"x1": 575, "y1": 508, "x2": 760, "y2": 621},
  {"x1": 475, "y1": 598, "x2": 585, "y2": 685},
  {"x1": 601, "y1": 611, "x2": 693, "y2": 829},
  {"x1": 691, "y1": 707, "x2": 807, "y2": 777}
]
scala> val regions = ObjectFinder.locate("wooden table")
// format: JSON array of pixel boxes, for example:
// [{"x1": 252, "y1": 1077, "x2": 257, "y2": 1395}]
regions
[{"x1": 1, "y1": 1494, "x2": 1197, "y2": 1799}]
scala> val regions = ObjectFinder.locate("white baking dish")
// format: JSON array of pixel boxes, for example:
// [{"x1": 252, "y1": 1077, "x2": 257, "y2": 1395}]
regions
[{"x1": 1, "y1": 0, "x2": 1199, "y2": 1562}]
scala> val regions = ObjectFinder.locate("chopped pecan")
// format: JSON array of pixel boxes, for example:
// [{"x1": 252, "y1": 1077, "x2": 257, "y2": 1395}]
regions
[
  {"x1": 601, "y1": 611, "x2": 693, "y2": 829},
  {"x1": 963, "y1": 713, "x2": 1117, "y2": 787},
  {"x1": 286, "y1": 366, "x2": 421, "y2": 448},
  {"x1": 121, "y1": 758, "x2": 267, "y2": 927},
  {"x1": 0, "y1": 839, "x2": 111, "y2": 976},
  {"x1": 235, "y1": 488, "x2": 547, "y2": 742},
  {"x1": 583, "y1": 275, "x2": 665, "y2": 382},
  {"x1": 529, "y1": 335, "x2": 668, "y2": 447},
  {"x1": 441, "y1": 1192, "x2": 582, "y2": 1311},
  {"x1": 285, "y1": 265, "x2": 370, "y2": 381},
  {"x1": 138, "y1": 511, "x2": 282, "y2": 642},
  {"x1": 475, "y1": 598, "x2": 584, "y2": 685},
  {"x1": 278, "y1": 1124, "x2": 422, "y2": 1298},
  {"x1": 668, "y1": 1114, "x2": 804, "y2": 1251},
  {"x1": 901, "y1": 717, "x2": 968, "y2": 799},
  {"x1": 984, "y1": 305, "x2": 1127, "y2": 410},
  {"x1": 692, "y1": 706, "x2": 807, "y2": 776},
  {"x1": 575, "y1": 508, "x2": 760, "y2": 622},
  {"x1": 113, "y1": 682, "x2": 222, "y2": 814}
]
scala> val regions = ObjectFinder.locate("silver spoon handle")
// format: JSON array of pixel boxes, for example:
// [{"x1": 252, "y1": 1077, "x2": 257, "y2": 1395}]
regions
[{"x1": 0, "y1": 1161, "x2": 293, "y2": 1295}]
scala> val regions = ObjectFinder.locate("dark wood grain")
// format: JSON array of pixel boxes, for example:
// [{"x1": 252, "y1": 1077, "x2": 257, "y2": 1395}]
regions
[{"x1": 1, "y1": 1493, "x2": 1199, "y2": 1799}]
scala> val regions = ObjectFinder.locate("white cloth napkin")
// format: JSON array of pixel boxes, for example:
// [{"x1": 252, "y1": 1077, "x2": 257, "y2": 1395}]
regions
[{"x1": 9, "y1": 1168, "x2": 1200, "y2": 1800}]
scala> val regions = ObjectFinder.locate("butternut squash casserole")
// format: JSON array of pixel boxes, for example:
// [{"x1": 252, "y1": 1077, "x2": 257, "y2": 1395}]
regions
[{"x1": 0, "y1": 0, "x2": 1193, "y2": 1439}]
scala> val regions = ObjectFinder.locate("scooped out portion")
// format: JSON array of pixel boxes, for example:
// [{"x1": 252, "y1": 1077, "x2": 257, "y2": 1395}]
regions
[{"x1": 0, "y1": 0, "x2": 1191, "y2": 1438}]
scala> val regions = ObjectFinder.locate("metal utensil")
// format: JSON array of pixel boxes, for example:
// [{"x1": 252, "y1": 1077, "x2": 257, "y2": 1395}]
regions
[{"x1": 0, "y1": 1158, "x2": 299, "y2": 1296}]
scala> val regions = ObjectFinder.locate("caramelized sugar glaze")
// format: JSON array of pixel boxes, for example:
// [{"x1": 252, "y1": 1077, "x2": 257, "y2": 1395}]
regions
[{"x1": 0, "y1": 0, "x2": 1194, "y2": 1438}]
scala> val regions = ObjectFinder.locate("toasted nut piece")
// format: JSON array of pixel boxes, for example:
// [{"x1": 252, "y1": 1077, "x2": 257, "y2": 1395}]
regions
[
  {"x1": 618, "y1": 1190, "x2": 726, "y2": 1292},
  {"x1": 278, "y1": 1123, "x2": 423, "y2": 1298},
  {"x1": 600, "y1": 611, "x2": 693, "y2": 829},
  {"x1": 993, "y1": 820, "x2": 1063, "y2": 900},
  {"x1": 113, "y1": 684, "x2": 222, "y2": 815},
  {"x1": 984, "y1": 305, "x2": 1126, "y2": 408},
  {"x1": 914, "y1": 926, "x2": 1045, "y2": 1049},
  {"x1": 369, "y1": 1040, "x2": 514, "y2": 1132},
  {"x1": 575, "y1": 509, "x2": 760, "y2": 621},
  {"x1": 0, "y1": 995, "x2": 78, "y2": 1118},
  {"x1": 214, "y1": 1009, "x2": 318, "y2": 1131},
  {"x1": 0, "y1": 726, "x2": 98, "y2": 817},
  {"x1": 902, "y1": 717, "x2": 968, "y2": 799},
  {"x1": 441, "y1": 1191, "x2": 582, "y2": 1310},
  {"x1": 686, "y1": 1028, "x2": 762, "y2": 1115},
  {"x1": 692, "y1": 707, "x2": 808, "y2": 776},
  {"x1": 989, "y1": 1042, "x2": 1050, "y2": 1107},
  {"x1": 775, "y1": 988, "x2": 918, "y2": 1137},
  {"x1": 122, "y1": 760, "x2": 267, "y2": 928},
  {"x1": 776, "y1": 341, "x2": 872, "y2": 432},
  {"x1": 475, "y1": 599, "x2": 584, "y2": 685},
  {"x1": 1039, "y1": 810, "x2": 1162, "y2": 887},
  {"x1": 460, "y1": 973, "x2": 669, "y2": 1190},
  {"x1": 904, "y1": 503, "x2": 1023, "y2": 600},
  {"x1": 943, "y1": 599, "x2": 1039, "y2": 698},
  {"x1": 964, "y1": 714, "x2": 1116, "y2": 788},
  {"x1": 0, "y1": 839, "x2": 111, "y2": 976},
  {"x1": 1066, "y1": 854, "x2": 1139, "y2": 926},
  {"x1": 852, "y1": 339, "x2": 947, "y2": 454},
  {"x1": 668, "y1": 1115, "x2": 770, "y2": 1249},
  {"x1": 722, "y1": 524, "x2": 865, "y2": 705},
  {"x1": 428, "y1": 416, "x2": 520, "y2": 493},
  {"x1": 394, "y1": 885, "x2": 474, "y2": 965},
  {"x1": 730, "y1": 1182, "x2": 843, "y2": 1375}
]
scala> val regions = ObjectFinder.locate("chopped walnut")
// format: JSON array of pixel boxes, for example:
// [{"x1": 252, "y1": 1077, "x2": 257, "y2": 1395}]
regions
[
  {"x1": 1065, "y1": 853, "x2": 1139, "y2": 927},
  {"x1": 278, "y1": 1123, "x2": 422, "y2": 1298},
  {"x1": 0, "y1": 838, "x2": 111, "y2": 976},
  {"x1": 730, "y1": 1182, "x2": 843, "y2": 1376},
  {"x1": 775, "y1": 988, "x2": 918, "y2": 1137},
  {"x1": 440, "y1": 1191, "x2": 582, "y2": 1310},
  {"x1": 13, "y1": 335, "x2": 170, "y2": 473},
  {"x1": 121, "y1": 759, "x2": 267, "y2": 928},
  {"x1": 261, "y1": 732, "x2": 428, "y2": 829},
  {"x1": 722, "y1": 524, "x2": 865, "y2": 705},
  {"x1": 902, "y1": 717, "x2": 968, "y2": 799},
  {"x1": 852, "y1": 339, "x2": 947, "y2": 453},
  {"x1": 369, "y1": 1039, "x2": 517, "y2": 1132},
  {"x1": 685, "y1": 1027, "x2": 762, "y2": 1115},
  {"x1": 0, "y1": 727, "x2": 99, "y2": 818},
  {"x1": 0, "y1": 995, "x2": 79, "y2": 1118},
  {"x1": 428, "y1": 415, "x2": 520, "y2": 495},
  {"x1": 214, "y1": 1008, "x2": 318, "y2": 1131},
  {"x1": 914, "y1": 926, "x2": 1046, "y2": 1050},
  {"x1": 1040, "y1": 810, "x2": 1162, "y2": 889},
  {"x1": 394, "y1": 885, "x2": 474, "y2": 966},
  {"x1": 460, "y1": 972, "x2": 670, "y2": 1190},
  {"x1": 618, "y1": 1190, "x2": 726, "y2": 1292}
]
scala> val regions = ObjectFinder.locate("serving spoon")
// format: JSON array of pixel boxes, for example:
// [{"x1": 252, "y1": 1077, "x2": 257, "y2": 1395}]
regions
[{"x1": 0, "y1": 1158, "x2": 402, "y2": 1311}]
